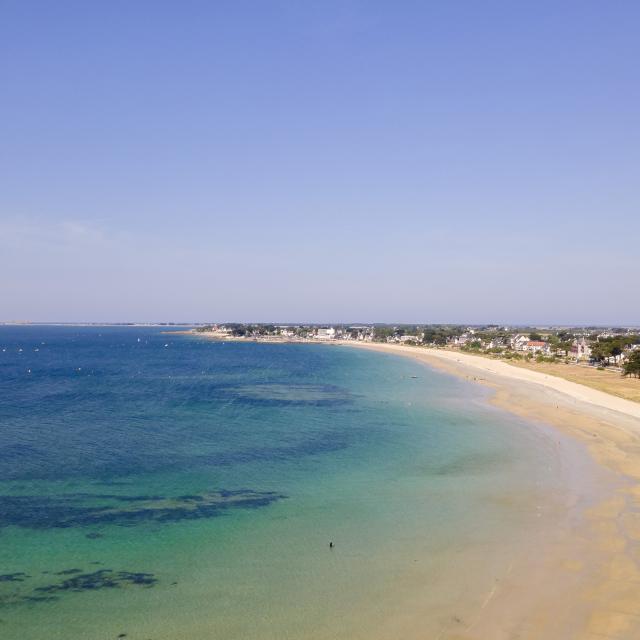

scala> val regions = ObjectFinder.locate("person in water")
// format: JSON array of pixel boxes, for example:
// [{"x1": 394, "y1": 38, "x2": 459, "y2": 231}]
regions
[{"x1": 329, "y1": 542, "x2": 334, "y2": 549}]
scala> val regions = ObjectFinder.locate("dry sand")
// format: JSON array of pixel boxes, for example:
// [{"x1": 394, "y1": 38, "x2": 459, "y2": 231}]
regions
[
  {"x1": 340, "y1": 341, "x2": 640, "y2": 640},
  {"x1": 510, "y1": 359, "x2": 640, "y2": 404}
]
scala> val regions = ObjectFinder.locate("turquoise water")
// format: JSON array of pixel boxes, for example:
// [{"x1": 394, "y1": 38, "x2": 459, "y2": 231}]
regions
[{"x1": 0, "y1": 327, "x2": 579, "y2": 639}]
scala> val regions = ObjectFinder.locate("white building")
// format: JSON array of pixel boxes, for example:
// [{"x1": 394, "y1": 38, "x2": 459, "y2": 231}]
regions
[
  {"x1": 511, "y1": 334, "x2": 531, "y2": 351},
  {"x1": 315, "y1": 327, "x2": 336, "y2": 340}
]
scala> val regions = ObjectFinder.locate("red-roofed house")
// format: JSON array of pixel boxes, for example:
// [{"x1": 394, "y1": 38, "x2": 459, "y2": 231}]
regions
[{"x1": 526, "y1": 341, "x2": 549, "y2": 354}]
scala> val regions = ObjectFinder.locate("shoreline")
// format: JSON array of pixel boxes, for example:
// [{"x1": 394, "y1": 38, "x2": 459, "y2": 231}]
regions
[
  {"x1": 182, "y1": 330, "x2": 640, "y2": 404},
  {"x1": 173, "y1": 330, "x2": 640, "y2": 637},
  {"x1": 341, "y1": 341, "x2": 640, "y2": 639},
  {"x1": 340, "y1": 342, "x2": 640, "y2": 418}
]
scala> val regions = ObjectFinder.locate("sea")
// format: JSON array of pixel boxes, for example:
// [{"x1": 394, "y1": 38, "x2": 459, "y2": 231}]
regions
[{"x1": 0, "y1": 326, "x2": 591, "y2": 639}]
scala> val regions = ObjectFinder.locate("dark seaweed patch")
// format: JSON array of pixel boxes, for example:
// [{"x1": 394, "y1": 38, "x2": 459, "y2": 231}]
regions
[
  {"x1": 23, "y1": 595, "x2": 59, "y2": 604},
  {"x1": 0, "y1": 573, "x2": 28, "y2": 582},
  {"x1": 35, "y1": 570, "x2": 157, "y2": 594},
  {"x1": 54, "y1": 568, "x2": 82, "y2": 575},
  {"x1": 0, "y1": 569, "x2": 158, "y2": 608},
  {"x1": 0, "y1": 489, "x2": 285, "y2": 530}
]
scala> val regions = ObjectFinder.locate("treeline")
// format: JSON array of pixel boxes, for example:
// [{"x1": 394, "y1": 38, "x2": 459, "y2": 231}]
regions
[
  {"x1": 225, "y1": 324, "x2": 277, "y2": 336},
  {"x1": 591, "y1": 335, "x2": 640, "y2": 365},
  {"x1": 372, "y1": 325, "x2": 465, "y2": 344}
]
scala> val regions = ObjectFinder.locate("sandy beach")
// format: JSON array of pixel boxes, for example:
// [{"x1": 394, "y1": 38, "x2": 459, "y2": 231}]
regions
[
  {"x1": 349, "y1": 343, "x2": 640, "y2": 419},
  {"x1": 341, "y1": 341, "x2": 640, "y2": 640}
]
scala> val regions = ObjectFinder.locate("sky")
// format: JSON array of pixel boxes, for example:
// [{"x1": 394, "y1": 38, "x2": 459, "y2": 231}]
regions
[{"x1": 1, "y1": 1, "x2": 638, "y2": 325}]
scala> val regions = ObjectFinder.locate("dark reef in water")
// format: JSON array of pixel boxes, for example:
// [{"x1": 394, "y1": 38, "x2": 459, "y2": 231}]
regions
[
  {"x1": 54, "y1": 568, "x2": 83, "y2": 575},
  {"x1": 36, "y1": 570, "x2": 157, "y2": 593},
  {"x1": 0, "y1": 489, "x2": 286, "y2": 530},
  {"x1": 0, "y1": 573, "x2": 29, "y2": 582},
  {"x1": 0, "y1": 569, "x2": 158, "y2": 607}
]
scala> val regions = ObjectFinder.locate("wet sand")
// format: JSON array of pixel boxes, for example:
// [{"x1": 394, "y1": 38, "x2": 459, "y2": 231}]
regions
[{"x1": 341, "y1": 342, "x2": 640, "y2": 640}]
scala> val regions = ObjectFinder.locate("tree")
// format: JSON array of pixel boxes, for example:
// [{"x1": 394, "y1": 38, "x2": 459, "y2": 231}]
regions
[
  {"x1": 591, "y1": 342, "x2": 611, "y2": 365},
  {"x1": 373, "y1": 327, "x2": 395, "y2": 342},
  {"x1": 558, "y1": 340, "x2": 573, "y2": 356},
  {"x1": 529, "y1": 332, "x2": 543, "y2": 342},
  {"x1": 623, "y1": 351, "x2": 640, "y2": 378},
  {"x1": 611, "y1": 345, "x2": 623, "y2": 363}
]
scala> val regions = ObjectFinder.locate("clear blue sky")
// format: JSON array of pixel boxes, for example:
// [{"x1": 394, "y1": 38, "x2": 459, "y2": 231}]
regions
[{"x1": 1, "y1": 1, "x2": 638, "y2": 324}]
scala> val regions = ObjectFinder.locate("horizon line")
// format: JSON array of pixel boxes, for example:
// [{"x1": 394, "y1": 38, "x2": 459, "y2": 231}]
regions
[{"x1": 2, "y1": 321, "x2": 639, "y2": 329}]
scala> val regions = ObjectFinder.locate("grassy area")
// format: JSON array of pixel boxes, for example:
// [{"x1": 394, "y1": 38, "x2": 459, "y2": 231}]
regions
[{"x1": 509, "y1": 360, "x2": 640, "y2": 403}]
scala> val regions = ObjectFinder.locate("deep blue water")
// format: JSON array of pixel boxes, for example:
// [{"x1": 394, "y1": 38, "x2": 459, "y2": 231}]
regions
[
  {"x1": 0, "y1": 327, "x2": 367, "y2": 482},
  {"x1": 0, "y1": 326, "x2": 572, "y2": 639}
]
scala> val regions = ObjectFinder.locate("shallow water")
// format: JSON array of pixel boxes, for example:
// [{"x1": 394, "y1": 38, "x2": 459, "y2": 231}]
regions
[{"x1": 0, "y1": 327, "x2": 590, "y2": 639}]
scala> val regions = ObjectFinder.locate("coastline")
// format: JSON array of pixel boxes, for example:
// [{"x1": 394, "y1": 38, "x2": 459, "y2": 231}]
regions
[
  {"x1": 341, "y1": 341, "x2": 640, "y2": 639},
  {"x1": 5, "y1": 327, "x2": 640, "y2": 639},
  {"x1": 340, "y1": 342, "x2": 640, "y2": 419}
]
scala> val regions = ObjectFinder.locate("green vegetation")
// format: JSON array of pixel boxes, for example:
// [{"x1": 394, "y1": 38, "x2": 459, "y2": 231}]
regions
[
  {"x1": 591, "y1": 335, "x2": 640, "y2": 366},
  {"x1": 194, "y1": 325, "x2": 215, "y2": 333},
  {"x1": 624, "y1": 351, "x2": 640, "y2": 378},
  {"x1": 373, "y1": 327, "x2": 395, "y2": 342},
  {"x1": 422, "y1": 326, "x2": 464, "y2": 346},
  {"x1": 502, "y1": 352, "x2": 523, "y2": 360}
]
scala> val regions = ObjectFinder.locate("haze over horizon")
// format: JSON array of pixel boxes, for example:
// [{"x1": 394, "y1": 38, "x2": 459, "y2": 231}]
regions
[{"x1": 1, "y1": 1, "x2": 638, "y2": 325}]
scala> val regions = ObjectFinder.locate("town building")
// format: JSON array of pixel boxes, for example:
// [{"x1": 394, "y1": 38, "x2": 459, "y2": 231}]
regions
[
  {"x1": 315, "y1": 327, "x2": 336, "y2": 340},
  {"x1": 511, "y1": 334, "x2": 531, "y2": 351},
  {"x1": 525, "y1": 340, "x2": 549, "y2": 354},
  {"x1": 570, "y1": 337, "x2": 592, "y2": 360}
]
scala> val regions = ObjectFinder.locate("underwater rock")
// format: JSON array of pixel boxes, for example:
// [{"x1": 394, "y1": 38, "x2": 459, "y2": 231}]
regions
[
  {"x1": 0, "y1": 573, "x2": 29, "y2": 582},
  {"x1": 0, "y1": 569, "x2": 157, "y2": 608},
  {"x1": 35, "y1": 570, "x2": 157, "y2": 594},
  {"x1": 54, "y1": 568, "x2": 82, "y2": 575},
  {"x1": 23, "y1": 595, "x2": 58, "y2": 604},
  {"x1": 0, "y1": 489, "x2": 286, "y2": 530}
]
